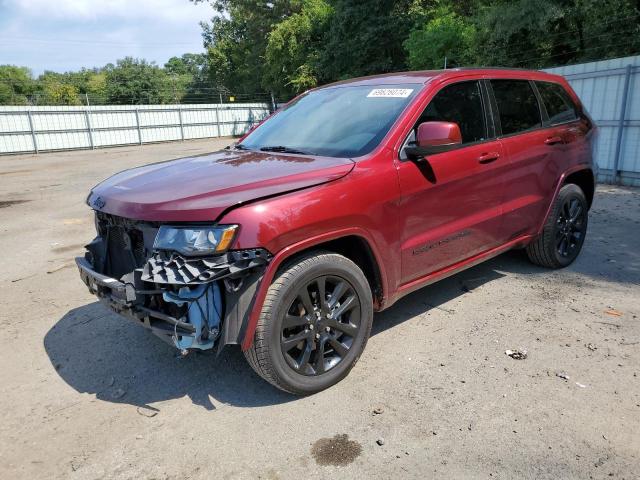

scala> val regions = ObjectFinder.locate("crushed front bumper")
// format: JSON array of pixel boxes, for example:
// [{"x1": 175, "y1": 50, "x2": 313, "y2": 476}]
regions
[
  {"x1": 76, "y1": 256, "x2": 197, "y2": 342},
  {"x1": 76, "y1": 248, "x2": 271, "y2": 351}
]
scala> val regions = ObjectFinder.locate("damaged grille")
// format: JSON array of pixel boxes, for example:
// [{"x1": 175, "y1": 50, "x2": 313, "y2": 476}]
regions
[
  {"x1": 95, "y1": 212, "x2": 158, "y2": 279},
  {"x1": 142, "y1": 249, "x2": 271, "y2": 284}
]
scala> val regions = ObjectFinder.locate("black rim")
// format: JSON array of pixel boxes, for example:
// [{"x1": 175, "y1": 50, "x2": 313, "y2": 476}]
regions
[
  {"x1": 555, "y1": 196, "x2": 586, "y2": 259},
  {"x1": 280, "y1": 275, "x2": 361, "y2": 376}
]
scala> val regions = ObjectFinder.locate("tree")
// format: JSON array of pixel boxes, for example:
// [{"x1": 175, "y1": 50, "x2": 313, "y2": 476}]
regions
[
  {"x1": 404, "y1": 5, "x2": 476, "y2": 70},
  {"x1": 264, "y1": 0, "x2": 333, "y2": 97},
  {"x1": 474, "y1": 0, "x2": 640, "y2": 68},
  {"x1": 0, "y1": 65, "x2": 35, "y2": 105},
  {"x1": 165, "y1": 53, "x2": 212, "y2": 102},
  {"x1": 38, "y1": 72, "x2": 82, "y2": 105},
  {"x1": 319, "y1": 0, "x2": 412, "y2": 80},
  {"x1": 197, "y1": 0, "x2": 297, "y2": 96},
  {"x1": 103, "y1": 57, "x2": 173, "y2": 104}
]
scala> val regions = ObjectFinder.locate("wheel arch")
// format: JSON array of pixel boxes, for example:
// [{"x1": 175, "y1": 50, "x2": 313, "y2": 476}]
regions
[
  {"x1": 535, "y1": 166, "x2": 595, "y2": 238},
  {"x1": 563, "y1": 168, "x2": 595, "y2": 208},
  {"x1": 240, "y1": 228, "x2": 387, "y2": 350}
]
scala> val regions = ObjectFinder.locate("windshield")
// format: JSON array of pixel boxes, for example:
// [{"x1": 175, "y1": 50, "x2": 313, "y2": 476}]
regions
[{"x1": 240, "y1": 84, "x2": 422, "y2": 158}]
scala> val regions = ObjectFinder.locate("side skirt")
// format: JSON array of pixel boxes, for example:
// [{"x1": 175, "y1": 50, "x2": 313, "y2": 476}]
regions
[{"x1": 385, "y1": 234, "x2": 533, "y2": 308}]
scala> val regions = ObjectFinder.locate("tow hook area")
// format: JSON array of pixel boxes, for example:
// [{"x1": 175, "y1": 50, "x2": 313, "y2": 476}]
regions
[{"x1": 163, "y1": 282, "x2": 222, "y2": 351}]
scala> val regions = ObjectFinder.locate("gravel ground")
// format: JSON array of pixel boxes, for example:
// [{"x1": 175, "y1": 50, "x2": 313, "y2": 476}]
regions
[{"x1": 0, "y1": 139, "x2": 638, "y2": 480}]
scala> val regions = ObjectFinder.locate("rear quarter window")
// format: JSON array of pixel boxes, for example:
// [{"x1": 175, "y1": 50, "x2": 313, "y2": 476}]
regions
[
  {"x1": 490, "y1": 80, "x2": 542, "y2": 136},
  {"x1": 536, "y1": 81, "x2": 578, "y2": 125}
]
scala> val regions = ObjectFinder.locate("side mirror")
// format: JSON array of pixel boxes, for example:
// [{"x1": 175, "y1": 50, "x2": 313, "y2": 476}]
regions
[
  {"x1": 405, "y1": 121, "x2": 462, "y2": 159},
  {"x1": 416, "y1": 121, "x2": 462, "y2": 149}
]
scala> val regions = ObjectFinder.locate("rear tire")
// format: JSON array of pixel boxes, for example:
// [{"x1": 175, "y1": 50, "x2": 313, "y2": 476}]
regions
[
  {"x1": 244, "y1": 251, "x2": 373, "y2": 395},
  {"x1": 526, "y1": 183, "x2": 589, "y2": 268}
]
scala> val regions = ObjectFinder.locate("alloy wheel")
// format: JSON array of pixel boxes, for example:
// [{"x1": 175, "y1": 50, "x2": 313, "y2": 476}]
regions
[
  {"x1": 280, "y1": 275, "x2": 361, "y2": 376},
  {"x1": 555, "y1": 196, "x2": 586, "y2": 258}
]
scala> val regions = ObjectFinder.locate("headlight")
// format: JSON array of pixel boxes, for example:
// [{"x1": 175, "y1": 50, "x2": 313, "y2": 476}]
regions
[{"x1": 153, "y1": 225, "x2": 238, "y2": 256}]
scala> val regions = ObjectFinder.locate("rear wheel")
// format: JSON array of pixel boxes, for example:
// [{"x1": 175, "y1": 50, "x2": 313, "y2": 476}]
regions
[
  {"x1": 244, "y1": 252, "x2": 373, "y2": 395},
  {"x1": 526, "y1": 183, "x2": 589, "y2": 268}
]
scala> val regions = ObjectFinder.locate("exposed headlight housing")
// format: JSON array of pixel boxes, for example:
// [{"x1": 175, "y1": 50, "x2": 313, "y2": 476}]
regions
[{"x1": 153, "y1": 225, "x2": 238, "y2": 256}]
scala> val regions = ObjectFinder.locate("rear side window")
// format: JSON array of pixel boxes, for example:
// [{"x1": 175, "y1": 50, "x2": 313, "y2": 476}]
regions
[
  {"x1": 420, "y1": 81, "x2": 487, "y2": 144},
  {"x1": 490, "y1": 80, "x2": 542, "y2": 135},
  {"x1": 536, "y1": 81, "x2": 578, "y2": 124}
]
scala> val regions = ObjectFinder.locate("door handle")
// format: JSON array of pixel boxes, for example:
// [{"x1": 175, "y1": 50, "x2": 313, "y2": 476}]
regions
[
  {"x1": 478, "y1": 152, "x2": 500, "y2": 164},
  {"x1": 544, "y1": 136, "x2": 564, "y2": 145}
]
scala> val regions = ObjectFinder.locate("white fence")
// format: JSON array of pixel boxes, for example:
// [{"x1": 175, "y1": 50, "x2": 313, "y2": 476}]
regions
[
  {"x1": 0, "y1": 103, "x2": 270, "y2": 154},
  {"x1": 545, "y1": 55, "x2": 640, "y2": 187}
]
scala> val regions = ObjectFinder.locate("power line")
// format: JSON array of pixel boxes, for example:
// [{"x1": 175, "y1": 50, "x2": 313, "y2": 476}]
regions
[{"x1": 483, "y1": 12, "x2": 640, "y2": 51}]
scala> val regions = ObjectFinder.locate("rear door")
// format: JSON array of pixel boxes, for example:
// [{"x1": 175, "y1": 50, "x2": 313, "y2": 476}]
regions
[
  {"x1": 487, "y1": 79, "x2": 559, "y2": 239},
  {"x1": 534, "y1": 80, "x2": 590, "y2": 180},
  {"x1": 396, "y1": 79, "x2": 508, "y2": 284}
]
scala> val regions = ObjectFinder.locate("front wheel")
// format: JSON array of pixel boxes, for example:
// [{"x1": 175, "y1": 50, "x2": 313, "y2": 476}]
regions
[
  {"x1": 526, "y1": 183, "x2": 589, "y2": 268},
  {"x1": 244, "y1": 252, "x2": 373, "y2": 395}
]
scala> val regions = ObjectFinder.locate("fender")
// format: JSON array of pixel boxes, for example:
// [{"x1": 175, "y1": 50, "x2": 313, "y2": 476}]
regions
[
  {"x1": 240, "y1": 227, "x2": 387, "y2": 351},
  {"x1": 534, "y1": 164, "x2": 595, "y2": 238}
]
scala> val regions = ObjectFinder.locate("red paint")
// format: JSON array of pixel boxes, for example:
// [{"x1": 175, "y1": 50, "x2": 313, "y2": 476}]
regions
[
  {"x1": 89, "y1": 69, "x2": 596, "y2": 351},
  {"x1": 89, "y1": 150, "x2": 353, "y2": 222},
  {"x1": 416, "y1": 121, "x2": 462, "y2": 147}
]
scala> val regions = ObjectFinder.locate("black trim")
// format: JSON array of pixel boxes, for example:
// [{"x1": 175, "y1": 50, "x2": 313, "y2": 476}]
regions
[
  {"x1": 530, "y1": 80, "x2": 550, "y2": 124},
  {"x1": 487, "y1": 78, "x2": 554, "y2": 139},
  {"x1": 533, "y1": 80, "x2": 580, "y2": 127},
  {"x1": 480, "y1": 80, "x2": 497, "y2": 138},
  {"x1": 399, "y1": 79, "x2": 496, "y2": 161},
  {"x1": 484, "y1": 80, "x2": 502, "y2": 137}
]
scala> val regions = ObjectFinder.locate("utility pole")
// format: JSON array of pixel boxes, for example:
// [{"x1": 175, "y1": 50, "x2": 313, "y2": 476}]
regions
[{"x1": 444, "y1": 56, "x2": 447, "y2": 69}]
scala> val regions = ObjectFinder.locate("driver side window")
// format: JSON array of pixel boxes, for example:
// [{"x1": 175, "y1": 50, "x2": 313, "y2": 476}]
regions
[{"x1": 418, "y1": 80, "x2": 487, "y2": 144}]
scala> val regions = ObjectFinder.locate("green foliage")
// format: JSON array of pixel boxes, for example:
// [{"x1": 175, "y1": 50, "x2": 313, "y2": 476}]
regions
[
  {"x1": 103, "y1": 57, "x2": 175, "y2": 104},
  {"x1": 319, "y1": 0, "x2": 412, "y2": 80},
  {"x1": 404, "y1": 5, "x2": 476, "y2": 69},
  {"x1": 40, "y1": 78, "x2": 82, "y2": 105},
  {"x1": 201, "y1": 1, "x2": 297, "y2": 96},
  {"x1": 475, "y1": 0, "x2": 640, "y2": 68},
  {"x1": 0, "y1": 65, "x2": 35, "y2": 105},
  {"x1": 264, "y1": 0, "x2": 333, "y2": 97},
  {"x1": 1, "y1": 0, "x2": 638, "y2": 105}
]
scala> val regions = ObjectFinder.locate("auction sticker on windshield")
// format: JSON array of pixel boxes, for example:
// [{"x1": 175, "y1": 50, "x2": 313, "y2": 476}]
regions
[{"x1": 367, "y1": 88, "x2": 414, "y2": 98}]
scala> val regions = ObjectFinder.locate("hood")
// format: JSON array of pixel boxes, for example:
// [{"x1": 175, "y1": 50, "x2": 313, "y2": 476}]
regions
[{"x1": 88, "y1": 149, "x2": 354, "y2": 222}]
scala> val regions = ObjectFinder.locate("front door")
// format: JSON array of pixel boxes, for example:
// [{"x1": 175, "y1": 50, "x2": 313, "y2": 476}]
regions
[{"x1": 396, "y1": 80, "x2": 509, "y2": 285}]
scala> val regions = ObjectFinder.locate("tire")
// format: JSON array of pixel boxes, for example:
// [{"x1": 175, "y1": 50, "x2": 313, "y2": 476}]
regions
[
  {"x1": 526, "y1": 183, "x2": 589, "y2": 268},
  {"x1": 244, "y1": 251, "x2": 373, "y2": 395}
]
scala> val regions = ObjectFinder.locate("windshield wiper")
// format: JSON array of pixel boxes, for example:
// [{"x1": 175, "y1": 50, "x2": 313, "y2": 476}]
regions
[
  {"x1": 233, "y1": 143, "x2": 250, "y2": 150},
  {"x1": 259, "y1": 145, "x2": 312, "y2": 155}
]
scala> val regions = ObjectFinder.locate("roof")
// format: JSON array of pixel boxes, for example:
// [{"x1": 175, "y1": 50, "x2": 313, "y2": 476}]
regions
[{"x1": 321, "y1": 67, "x2": 565, "y2": 89}]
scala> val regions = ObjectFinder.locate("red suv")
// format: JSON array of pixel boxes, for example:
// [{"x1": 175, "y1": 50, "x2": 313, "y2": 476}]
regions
[{"x1": 77, "y1": 68, "x2": 596, "y2": 394}]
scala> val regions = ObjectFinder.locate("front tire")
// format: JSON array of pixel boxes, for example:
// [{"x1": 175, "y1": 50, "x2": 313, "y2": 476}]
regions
[
  {"x1": 244, "y1": 251, "x2": 373, "y2": 395},
  {"x1": 526, "y1": 183, "x2": 589, "y2": 268}
]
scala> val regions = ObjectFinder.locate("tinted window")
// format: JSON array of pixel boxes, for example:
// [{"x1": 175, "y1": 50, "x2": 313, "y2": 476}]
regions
[
  {"x1": 241, "y1": 84, "x2": 421, "y2": 158},
  {"x1": 536, "y1": 81, "x2": 577, "y2": 124},
  {"x1": 420, "y1": 81, "x2": 486, "y2": 144},
  {"x1": 491, "y1": 80, "x2": 542, "y2": 135}
]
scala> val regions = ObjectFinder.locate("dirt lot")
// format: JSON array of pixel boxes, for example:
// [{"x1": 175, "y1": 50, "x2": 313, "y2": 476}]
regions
[{"x1": 0, "y1": 139, "x2": 639, "y2": 479}]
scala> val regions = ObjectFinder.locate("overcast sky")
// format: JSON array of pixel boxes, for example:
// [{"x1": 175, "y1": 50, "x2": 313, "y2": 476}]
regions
[{"x1": 0, "y1": 0, "x2": 213, "y2": 75}]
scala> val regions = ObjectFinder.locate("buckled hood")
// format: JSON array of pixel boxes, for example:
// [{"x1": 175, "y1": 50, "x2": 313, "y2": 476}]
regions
[{"x1": 88, "y1": 149, "x2": 355, "y2": 222}]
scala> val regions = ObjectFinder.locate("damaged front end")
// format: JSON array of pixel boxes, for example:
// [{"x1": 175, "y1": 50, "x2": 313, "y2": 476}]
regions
[{"x1": 76, "y1": 212, "x2": 271, "y2": 353}]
